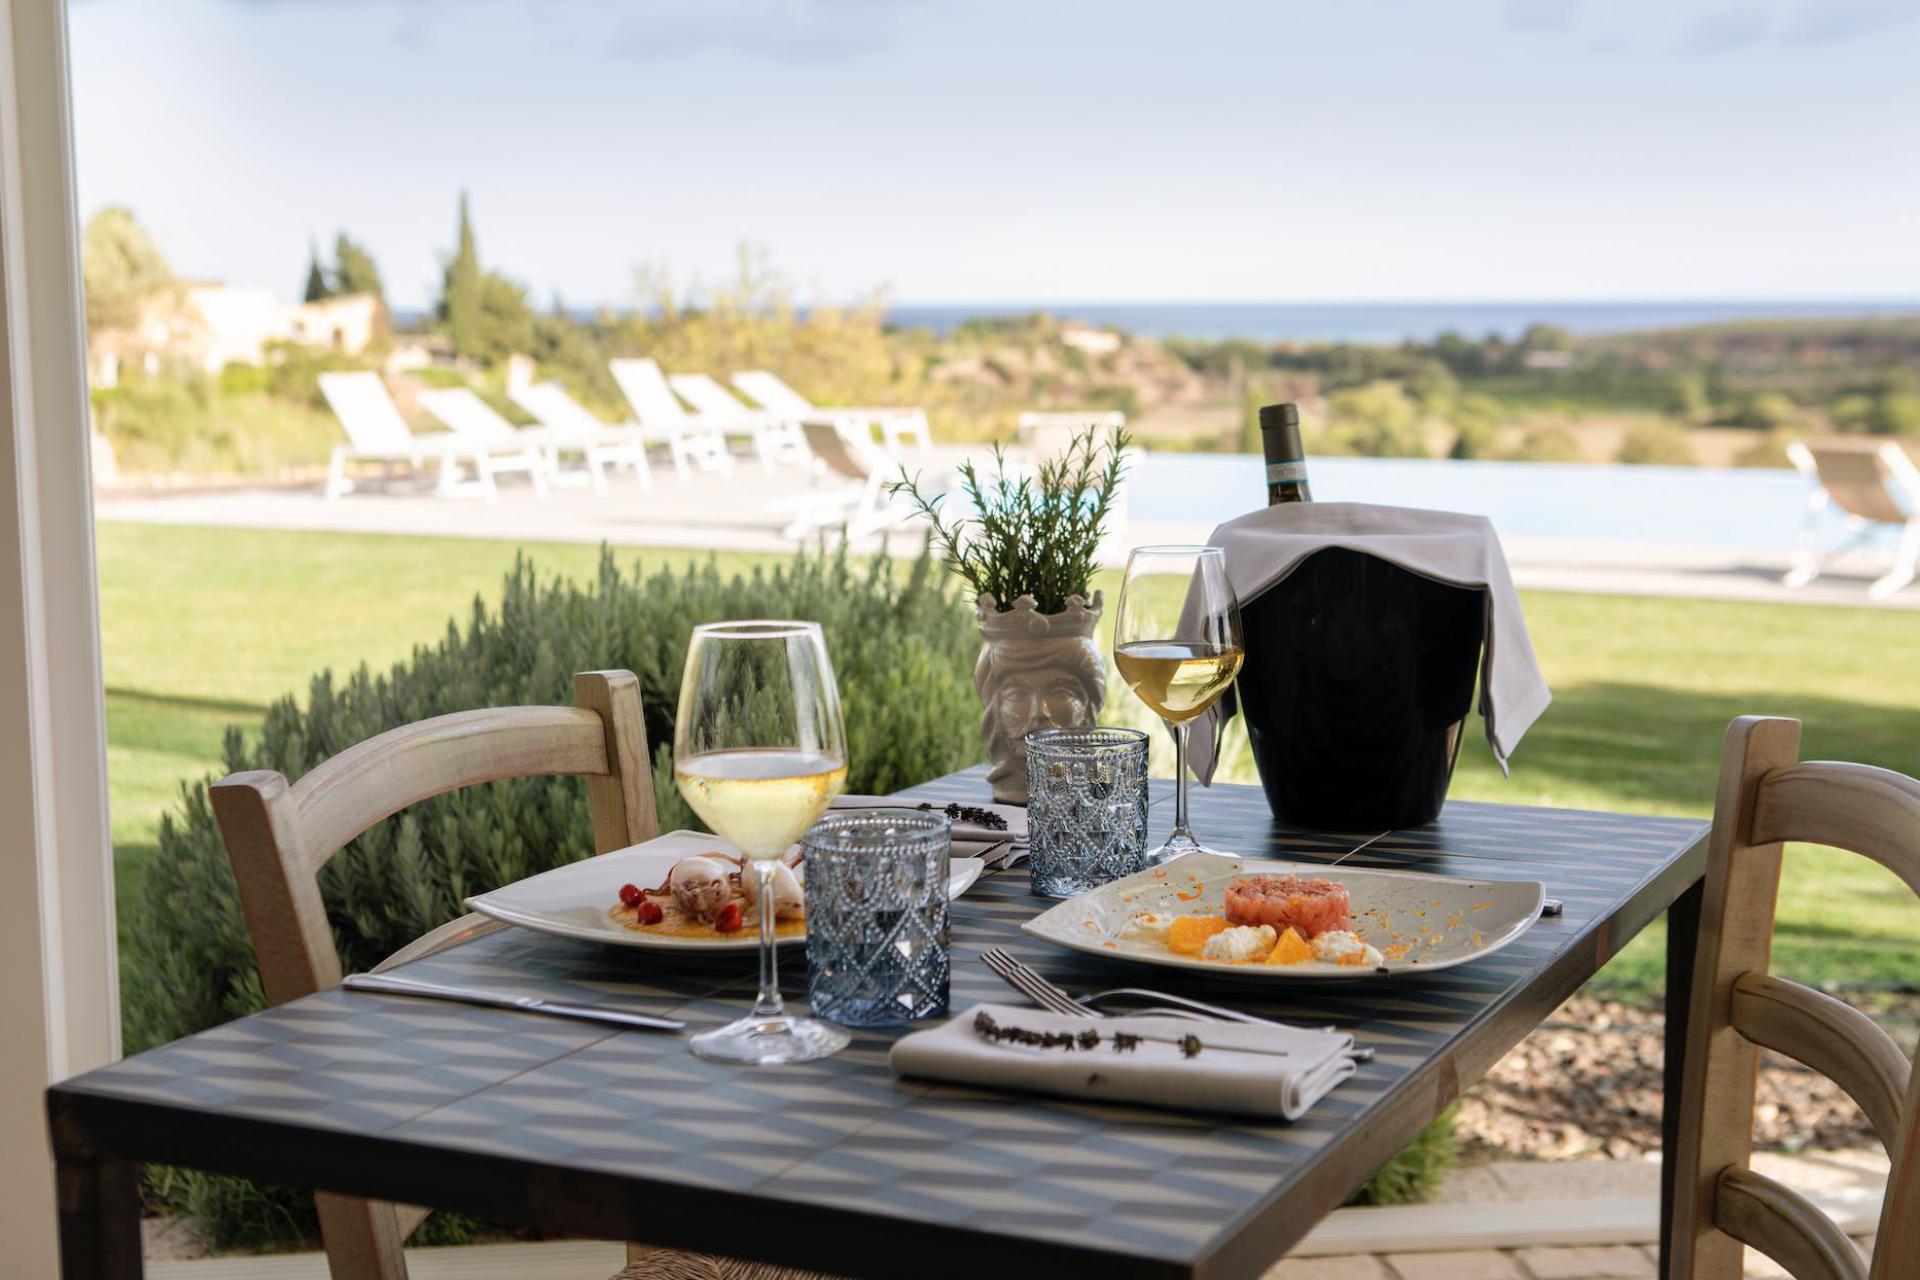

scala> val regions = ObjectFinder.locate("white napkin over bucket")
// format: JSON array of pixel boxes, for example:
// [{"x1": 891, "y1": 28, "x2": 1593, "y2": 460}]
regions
[
  {"x1": 828, "y1": 795, "x2": 1028, "y2": 868},
  {"x1": 889, "y1": 1003, "x2": 1356, "y2": 1120},
  {"x1": 1190, "y1": 502, "x2": 1551, "y2": 783}
]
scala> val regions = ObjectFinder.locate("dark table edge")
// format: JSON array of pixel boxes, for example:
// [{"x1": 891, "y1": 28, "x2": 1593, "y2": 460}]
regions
[
  {"x1": 45, "y1": 1084, "x2": 1191, "y2": 1280},
  {"x1": 1193, "y1": 822, "x2": 1709, "y2": 1280},
  {"x1": 46, "y1": 808, "x2": 1712, "y2": 1280}
]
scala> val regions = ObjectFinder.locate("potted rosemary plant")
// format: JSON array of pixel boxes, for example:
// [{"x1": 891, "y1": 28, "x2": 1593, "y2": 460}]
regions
[{"x1": 890, "y1": 425, "x2": 1130, "y2": 802}]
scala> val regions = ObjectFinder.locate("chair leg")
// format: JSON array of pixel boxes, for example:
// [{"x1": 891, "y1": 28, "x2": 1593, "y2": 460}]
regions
[
  {"x1": 527, "y1": 452, "x2": 552, "y2": 503},
  {"x1": 1869, "y1": 520, "x2": 1920, "y2": 599},
  {"x1": 325, "y1": 447, "x2": 352, "y2": 501}
]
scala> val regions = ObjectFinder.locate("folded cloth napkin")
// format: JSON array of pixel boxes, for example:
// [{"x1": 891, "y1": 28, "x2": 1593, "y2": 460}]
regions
[
  {"x1": 1190, "y1": 501, "x2": 1551, "y2": 783},
  {"x1": 828, "y1": 795, "x2": 1029, "y2": 868},
  {"x1": 889, "y1": 1003, "x2": 1357, "y2": 1120}
]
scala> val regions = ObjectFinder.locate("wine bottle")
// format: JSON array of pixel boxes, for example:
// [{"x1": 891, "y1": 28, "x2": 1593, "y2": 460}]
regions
[{"x1": 1259, "y1": 402, "x2": 1312, "y2": 505}]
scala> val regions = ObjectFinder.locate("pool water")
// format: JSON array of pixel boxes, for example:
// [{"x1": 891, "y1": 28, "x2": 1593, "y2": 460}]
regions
[{"x1": 1127, "y1": 454, "x2": 1880, "y2": 552}]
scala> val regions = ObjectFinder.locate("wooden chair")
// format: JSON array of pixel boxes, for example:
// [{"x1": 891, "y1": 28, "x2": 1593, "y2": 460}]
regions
[
  {"x1": 211, "y1": 671, "x2": 840, "y2": 1280},
  {"x1": 1667, "y1": 716, "x2": 1920, "y2": 1279},
  {"x1": 211, "y1": 671, "x2": 657, "y2": 1280}
]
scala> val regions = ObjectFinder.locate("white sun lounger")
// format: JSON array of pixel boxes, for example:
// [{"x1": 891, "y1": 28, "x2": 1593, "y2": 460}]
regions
[
  {"x1": 777, "y1": 420, "x2": 923, "y2": 543},
  {"x1": 317, "y1": 371, "x2": 504, "y2": 502},
  {"x1": 730, "y1": 369, "x2": 932, "y2": 457},
  {"x1": 1783, "y1": 438, "x2": 1920, "y2": 599},
  {"x1": 414, "y1": 387, "x2": 552, "y2": 503},
  {"x1": 667, "y1": 372, "x2": 808, "y2": 473},
  {"x1": 608, "y1": 358, "x2": 732, "y2": 484},
  {"x1": 509, "y1": 381, "x2": 653, "y2": 494}
]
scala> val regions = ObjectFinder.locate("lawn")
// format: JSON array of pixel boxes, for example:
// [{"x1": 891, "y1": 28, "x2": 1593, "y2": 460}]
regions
[{"x1": 97, "y1": 521, "x2": 1920, "y2": 996}]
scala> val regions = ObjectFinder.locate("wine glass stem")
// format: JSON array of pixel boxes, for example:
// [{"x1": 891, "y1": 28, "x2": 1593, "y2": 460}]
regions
[
  {"x1": 1170, "y1": 720, "x2": 1194, "y2": 842},
  {"x1": 751, "y1": 859, "x2": 784, "y2": 1020}
]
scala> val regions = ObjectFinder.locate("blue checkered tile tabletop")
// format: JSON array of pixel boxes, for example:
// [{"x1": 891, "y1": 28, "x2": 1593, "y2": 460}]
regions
[{"x1": 54, "y1": 770, "x2": 1707, "y2": 1279}]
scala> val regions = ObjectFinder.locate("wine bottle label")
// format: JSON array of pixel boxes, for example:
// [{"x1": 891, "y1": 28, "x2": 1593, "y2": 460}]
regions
[{"x1": 1265, "y1": 461, "x2": 1308, "y2": 484}]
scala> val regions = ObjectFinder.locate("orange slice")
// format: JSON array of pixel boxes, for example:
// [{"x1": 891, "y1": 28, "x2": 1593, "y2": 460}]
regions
[
  {"x1": 1167, "y1": 916, "x2": 1231, "y2": 955},
  {"x1": 1266, "y1": 926, "x2": 1313, "y2": 965}
]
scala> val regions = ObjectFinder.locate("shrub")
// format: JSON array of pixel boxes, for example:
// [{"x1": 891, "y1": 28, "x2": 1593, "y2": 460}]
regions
[
  {"x1": 1615, "y1": 419, "x2": 1698, "y2": 466},
  {"x1": 1732, "y1": 427, "x2": 1799, "y2": 469},
  {"x1": 1319, "y1": 380, "x2": 1429, "y2": 458},
  {"x1": 123, "y1": 544, "x2": 980, "y2": 1247},
  {"x1": 1346, "y1": 1108, "x2": 1459, "y2": 1206},
  {"x1": 1505, "y1": 424, "x2": 1583, "y2": 463}
]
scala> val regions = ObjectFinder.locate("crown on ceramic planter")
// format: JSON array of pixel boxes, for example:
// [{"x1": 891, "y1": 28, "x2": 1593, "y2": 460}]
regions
[{"x1": 975, "y1": 591, "x2": 1103, "y2": 636}]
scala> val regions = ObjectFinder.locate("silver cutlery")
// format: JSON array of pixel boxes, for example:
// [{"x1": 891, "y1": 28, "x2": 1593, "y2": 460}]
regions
[
  {"x1": 979, "y1": 948, "x2": 1373, "y2": 1061},
  {"x1": 342, "y1": 972, "x2": 686, "y2": 1033}
]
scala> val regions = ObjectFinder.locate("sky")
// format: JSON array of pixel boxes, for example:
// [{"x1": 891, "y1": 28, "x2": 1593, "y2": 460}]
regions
[{"x1": 67, "y1": 0, "x2": 1920, "y2": 310}]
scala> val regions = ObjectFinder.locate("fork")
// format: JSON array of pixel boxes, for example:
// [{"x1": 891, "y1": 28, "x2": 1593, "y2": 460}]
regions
[{"x1": 979, "y1": 949, "x2": 1374, "y2": 1060}]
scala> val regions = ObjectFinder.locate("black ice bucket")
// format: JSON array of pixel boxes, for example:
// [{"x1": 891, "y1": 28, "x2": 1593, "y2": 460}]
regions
[{"x1": 1235, "y1": 547, "x2": 1485, "y2": 831}]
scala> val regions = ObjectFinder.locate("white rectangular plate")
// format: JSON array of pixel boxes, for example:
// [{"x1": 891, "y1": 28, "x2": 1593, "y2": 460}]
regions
[
  {"x1": 1021, "y1": 852, "x2": 1543, "y2": 979},
  {"x1": 468, "y1": 829, "x2": 986, "y2": 954}
]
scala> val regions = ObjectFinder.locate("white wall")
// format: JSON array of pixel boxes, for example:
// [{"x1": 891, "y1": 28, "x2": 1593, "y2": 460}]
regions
[{"x1": 0, "y1": 0, "x2": 120, "y2": 1269}]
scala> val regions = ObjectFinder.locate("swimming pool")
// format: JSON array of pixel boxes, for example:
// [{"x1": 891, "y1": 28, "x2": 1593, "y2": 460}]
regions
[{"x1": 1127, "y1": 454, "x2": 1868, "y2": 551}]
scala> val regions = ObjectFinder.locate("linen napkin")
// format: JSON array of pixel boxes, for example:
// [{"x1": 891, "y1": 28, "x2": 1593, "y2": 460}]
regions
[
  {"x1": 889, "y1": 1003, "x2": 1357, "y2": 1121},
  {"x1": 828, "y1": 795, "x2": 1029, "y2": 868},
  {"x1": 1190, "y1": 501, "x2": 1551, "y2": 783}
]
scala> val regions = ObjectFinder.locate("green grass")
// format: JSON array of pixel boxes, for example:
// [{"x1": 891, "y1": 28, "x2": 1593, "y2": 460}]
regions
[{"x1": 98, "y1": 522, "x2": 1920, "y2": 998}]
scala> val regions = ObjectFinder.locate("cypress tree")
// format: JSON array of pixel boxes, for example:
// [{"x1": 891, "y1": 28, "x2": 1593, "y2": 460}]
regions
[
  {"x1": 440, "y1": 191, "x2": 483, "y2": 358},
  {"x1": 301, "y1": 239, "x2": 331, "y2": 302}
]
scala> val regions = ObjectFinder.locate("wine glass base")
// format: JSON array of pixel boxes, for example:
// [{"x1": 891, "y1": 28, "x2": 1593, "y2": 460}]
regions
[
  {"x1": 1145, "y1": 831, "x2": 1231, "y2": 866},
  {"x1": 689, "y1": 1013, "x2": 850, "y2": 1066}
]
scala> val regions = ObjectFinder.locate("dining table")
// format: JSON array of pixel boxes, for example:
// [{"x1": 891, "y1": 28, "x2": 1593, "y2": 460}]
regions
[{"x1": 47, "y1": 768, "x2": 1708, "y2": 1280}]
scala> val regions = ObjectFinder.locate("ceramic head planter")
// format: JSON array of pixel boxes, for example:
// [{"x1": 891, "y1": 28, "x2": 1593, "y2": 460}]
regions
[{"x1": 975, "y1": 592, "x2": 1106, "y2": 804}]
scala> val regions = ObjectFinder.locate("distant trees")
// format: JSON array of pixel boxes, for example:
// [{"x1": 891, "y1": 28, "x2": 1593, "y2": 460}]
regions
[
  {"x1": 82, "y1": 205, "x2": 175, "y2": 333},
  {"x1": 1321, "y1": 381, "x2": 1428, "y2": 457},
  {"x1": 302, "y1": 232, "x2": 386, "y2": 305},
  {"x1": 436, "y1": 191, "x2": 533, "y2": 363}
]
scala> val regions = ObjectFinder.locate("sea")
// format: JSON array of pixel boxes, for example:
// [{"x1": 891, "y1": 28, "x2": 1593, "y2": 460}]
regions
[{"x1": 879, "y1": 300, "x2": 1920, "y2": 344}]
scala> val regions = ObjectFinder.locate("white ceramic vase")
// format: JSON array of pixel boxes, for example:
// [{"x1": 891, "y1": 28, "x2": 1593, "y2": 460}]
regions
[{"x1": 973, "y1": 591, "x2": 1106, "y2": 804}]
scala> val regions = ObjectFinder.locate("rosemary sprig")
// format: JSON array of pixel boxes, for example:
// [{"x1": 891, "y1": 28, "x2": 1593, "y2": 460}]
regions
[
  {"x1": 973, "y1": 1010, "x2": 1208, "y2": 1058},
  {"x1": 916, "y1": 802, "x2": 1009, "y2": 831},
  {"x1": 888, "y1": 425, "x2": 1130, "y2": 615}
]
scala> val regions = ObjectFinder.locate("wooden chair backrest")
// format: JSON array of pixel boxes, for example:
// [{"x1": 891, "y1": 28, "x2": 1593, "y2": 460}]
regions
[
  {"x1": 1668, "y1": 716, "x2": 1920, "y2": 1280},
  {"x1": 801, "y1": 420, "x2": 879, "y2": 482},
  {"x1": 209, "y1": 670, "x2": 658, "y2": 1280},
  {"x1": 1794, "y1": 439, "x2": 1918, "y2": 526}
]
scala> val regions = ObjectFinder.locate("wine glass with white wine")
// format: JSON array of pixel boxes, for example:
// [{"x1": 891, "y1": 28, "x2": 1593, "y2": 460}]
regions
[
  {"x1": 674, "y1": 620, "x2": 849, "y2": 1065},
  {"x1": 1113, "y1": 546, "x2": 1243, "y2": 863}
]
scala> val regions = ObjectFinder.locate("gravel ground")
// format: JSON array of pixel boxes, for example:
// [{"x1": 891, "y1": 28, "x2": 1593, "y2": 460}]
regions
[{"x1": 1456, "y1": 992, "x2": 1918, "y2": 1160}]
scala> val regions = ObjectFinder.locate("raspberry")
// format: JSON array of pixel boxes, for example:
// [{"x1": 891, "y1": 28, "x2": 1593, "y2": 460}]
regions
[
  {"x1": 635, "y1": 899, "x2": 664, "y2": 926},
  {"x1": 713, "y1": 902, "x2": 744, "y2": 933},
  {"x1": 617, "y1": 883, "x2": 643, "y2": 909}
]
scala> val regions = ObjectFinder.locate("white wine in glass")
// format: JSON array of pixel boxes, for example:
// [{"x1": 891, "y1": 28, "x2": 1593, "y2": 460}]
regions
[
  {"x1": 1114, "y1": 546, "x2": 1243, "y2": 863},
  {"x1": 674, "y1": 621, "x2": 850, "y2": 1066}
]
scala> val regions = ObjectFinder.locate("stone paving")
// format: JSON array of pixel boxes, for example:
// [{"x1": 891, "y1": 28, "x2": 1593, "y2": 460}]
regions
[{"x1": 1263, "y1": 1239, "x2": 1875, "y2": 1279}]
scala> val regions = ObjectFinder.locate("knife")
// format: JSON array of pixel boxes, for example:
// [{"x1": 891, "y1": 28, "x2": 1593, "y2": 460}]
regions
[{"x1": 342, "y1": 972, "x2": 687, "y2": 1032}]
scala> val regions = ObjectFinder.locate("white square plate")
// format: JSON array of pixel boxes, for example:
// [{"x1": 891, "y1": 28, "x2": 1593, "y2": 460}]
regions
[
  {"x1": 1021, "y1": 852, "x2": 1543, "y2": 979},
  {"x1": 468, "y1": 829, "x2": 986, "y2": 954}
]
